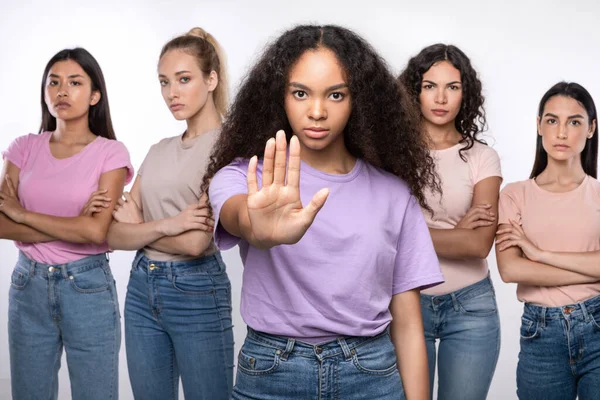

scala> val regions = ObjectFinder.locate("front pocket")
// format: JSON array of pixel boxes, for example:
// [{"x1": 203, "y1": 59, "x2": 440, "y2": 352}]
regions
[
  {"x1": 69, "y1": 266, "x2": 110, "y2": 293},
  {"x1": 520, "y1": 317, "x2": 540, "y2": 340},
  {"x1": 237, "y1": 347, "x2": 281, "y2": 376},
  {"x1": 458, "y1": 292, "x2": 498, "y2": 317},
  {"x1": 172, "y1": 274, "x2": 215, "y2": 295},
  {"x1": 10, "y1": 265, "x2": 31, "y2": 290},
  {"x1": 351, "y1": 338, "x2": 398, "y2": 376},
  {"x1": 590, "y1": 309, "x2": 600, "y2": 331}
]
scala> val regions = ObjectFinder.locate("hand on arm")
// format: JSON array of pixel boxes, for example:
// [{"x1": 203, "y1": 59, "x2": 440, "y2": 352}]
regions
[
  {"x1": 429, "y1": 176, "x2": 501, "y2": 259},
  {"x1": 495, "y1": 222, "x2": 600, "y2": 283},
  {"x1": 1, "y1": 168, "x2": 127, "y2": 245},
  {"x1": 218, "y1": 130, "x2": 329, "y2": 249},
  {"x1": 389, "y1": 289, "x2": 429, "y2": 400},
  {"x1": 0, "y1": 160, "x2": 56, "y2": 243}
]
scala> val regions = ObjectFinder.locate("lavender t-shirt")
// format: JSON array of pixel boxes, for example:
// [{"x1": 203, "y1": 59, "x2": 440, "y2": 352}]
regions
[{"x1": 210, "y1": 158, "x2": 443, "y2": 343}]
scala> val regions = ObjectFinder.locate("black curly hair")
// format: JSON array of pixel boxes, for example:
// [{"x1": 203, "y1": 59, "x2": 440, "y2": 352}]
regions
[
  {"x1": 398, "y1": 44, "x2": 487, "y2": 161},
  {"x1": 202, "y1": 24, "x2": 439, "y2": 211}
]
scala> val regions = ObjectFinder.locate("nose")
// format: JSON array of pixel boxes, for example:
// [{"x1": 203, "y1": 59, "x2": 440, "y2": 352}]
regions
[
  {"x1": 57, "y1": 84, "x2": 68, "y2": 98},
  {"x1": 557, "y1": 123, "x2": 568, "y2": 139},
  {"x1": 308, "y1": 98, "x2": 327, "y2": 120},
  {"x1": 167, "y1": 83, "x2": 179, "y2": 100},
  {"x1": 434, "y1": 87, "x2": 447, "y2": 105}
]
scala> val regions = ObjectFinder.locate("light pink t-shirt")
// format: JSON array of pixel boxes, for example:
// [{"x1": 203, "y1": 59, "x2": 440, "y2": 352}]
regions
[
  {"x1": 2, "y1": 131, "x2": 134, "y2": 264},
  {"x1": 498, "y1": 176, "x2": 600, "y2": 306},
  {"x1": 422, "y1": 141, "x2": 502, "y2": 295}
]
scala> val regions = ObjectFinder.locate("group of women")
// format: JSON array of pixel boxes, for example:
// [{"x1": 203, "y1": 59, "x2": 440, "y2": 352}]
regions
[{"x1": 1, "y1": 23, "x2": 598, "y2": 400}]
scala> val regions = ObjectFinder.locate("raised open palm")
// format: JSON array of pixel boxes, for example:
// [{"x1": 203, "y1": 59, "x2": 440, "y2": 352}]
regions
[{"x1": 246, "y1": 130, "x2": 329, "y2": 246}]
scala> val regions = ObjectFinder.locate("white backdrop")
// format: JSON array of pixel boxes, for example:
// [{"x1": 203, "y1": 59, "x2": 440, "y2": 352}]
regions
[{"x1": 1, "y1": 0, "x2": 599, "y2": 398}]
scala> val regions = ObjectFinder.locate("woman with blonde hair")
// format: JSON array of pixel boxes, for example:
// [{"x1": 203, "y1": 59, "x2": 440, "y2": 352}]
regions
[{"x1": 106, "y1": 28, "x2": 233, "y2": 399}]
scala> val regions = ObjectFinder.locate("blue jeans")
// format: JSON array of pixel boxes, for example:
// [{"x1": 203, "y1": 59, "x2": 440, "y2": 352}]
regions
[
  {"x1": 233, "y1": 326, "x2": 404, "y2": 400},
  {"x1": 125, "y1": 251, "x2": 234, "y2": 400},
  {"x1": 421, "y1": 275, "x2": 500, "y2": 400},
  {"x1": 517, "y1": 295, "x2": 600, "y2": 399},
  {"x1": 8, "y1": 252, "x2": 121, "y2": 400}
]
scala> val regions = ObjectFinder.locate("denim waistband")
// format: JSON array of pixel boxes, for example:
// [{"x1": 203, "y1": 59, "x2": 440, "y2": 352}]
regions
[
  {"x1": 421, "y1": 273, "x2": 494, "y2": 305},
  {"x1": 17, "y1": 251, "x2": 109, "y2": 278},
  {"x1": 132, "y1": 250, "x2": 225, "y2": 276},
  {"x1": 523, "y1": 294, "x2": 600, "y2": 324},
  {"x1": 245, "y1": 326, "x2": 390, "y2": 361}
]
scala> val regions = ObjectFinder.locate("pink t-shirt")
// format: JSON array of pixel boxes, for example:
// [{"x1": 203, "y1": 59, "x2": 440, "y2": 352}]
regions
[
  {"x1": 498, "y1": 176, "x2": 600, "y2": 306},
  {"x1": 422, "y1": 141, "x2": 502, "y2": 295},
  {"x1": 2, "y1": 131, "x2": 134, "y2": 264}
]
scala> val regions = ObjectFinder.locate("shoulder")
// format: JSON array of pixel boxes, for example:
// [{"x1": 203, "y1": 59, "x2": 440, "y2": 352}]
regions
[
  {"x1": 467, "y1": 141, "x2": 499, "y2": 161},
  {"x1": 500, "y1": 180, "x2": 530, "y2": 199},
  {"x1": 362, "y1": 161, "x2": 411, "y2": 197},
  {"x1": 94, "y1": 137, "x2": 130, "y2": 155}
]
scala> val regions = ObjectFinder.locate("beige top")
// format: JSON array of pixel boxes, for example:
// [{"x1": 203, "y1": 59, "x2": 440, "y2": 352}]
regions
[
  {"x1": 138, "y1": 128, "x2": 219, "y2": 261},
  {"x1": 498, "y1": 175, "x2": 600, "y2": 306},
  {"x1": 422, "y1": 141, "x2": 502, "y2": 295}
]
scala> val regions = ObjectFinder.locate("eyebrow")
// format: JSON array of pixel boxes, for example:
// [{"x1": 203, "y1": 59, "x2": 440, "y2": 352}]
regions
[
  {"x1": 48, "y1": 73, "x2": 85, "y2": 79},
  {"x1": 422, "y1": 80, "x2": 462, "y2": 85},
  {"x1": 544, "y1": 113, "x2": 585, "y2": 119},
  {"x1": 158, "y1": 70, "x2": 192, "y2": 78},
  {"x1": 289, "y1": 82, "x2": 349, "y2": 91}
]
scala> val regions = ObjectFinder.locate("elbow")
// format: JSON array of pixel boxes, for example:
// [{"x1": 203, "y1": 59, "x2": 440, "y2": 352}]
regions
[
  {"x1": 87, "y1": 226, "x2": 108, "y2": 246},
  {"x1": 497, "y1": 264, "x2": 515, "y2": 283}
]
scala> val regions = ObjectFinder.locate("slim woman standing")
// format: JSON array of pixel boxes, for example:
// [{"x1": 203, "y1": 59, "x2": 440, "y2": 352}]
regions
[
  {"x1": 0, "y1": 48, "x2": 133, "y2": 400},
  {"x1": 106, "y1": 28, "x2": 233, "y2": 400},
  {"x1": 399, "y1": 44, "x2": 501, "y2": 400},
  {"x1": 496, "y1": 82, "x2": 600, "y2": 400}
]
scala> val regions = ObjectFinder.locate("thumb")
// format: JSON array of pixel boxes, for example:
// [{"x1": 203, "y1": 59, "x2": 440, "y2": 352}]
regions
[{"x1": 302, "y1": 188, "x2": 329, "y2": 221}]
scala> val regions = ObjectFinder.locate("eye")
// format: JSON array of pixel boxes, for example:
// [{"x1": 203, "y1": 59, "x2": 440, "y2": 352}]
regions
[
  {"x1": 422, "y1": 84, "x2": 434, "y2": 90},
  {"x1": 180, "y1": 76, "x2": 190, "y2": 83},
  {"x1": 159, "y1": 79, "x2": 168, "y2": 86},
  {"x1": 449, "y1": 85, "x2": 461, "y2": 91},
  {"x1": 329, "y1": 92, "x2": 345, "y2": 101},
  {"x1": 293, "y1": 90, "x2": 307, "y2": 99},
  {"x1": 570, "y1": 120, "x2": 581, "y2": 126},
  {"x1": 69, "y1": 81, "x2": 82, "y2": 86},
  {"x1": 48, "y1": 80, "x2": 58, "y2": 86}
]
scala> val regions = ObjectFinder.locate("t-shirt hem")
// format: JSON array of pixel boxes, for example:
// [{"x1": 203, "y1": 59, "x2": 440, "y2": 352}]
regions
[{"x1": 393, "y1": 273, "x2": 445, "y2": 295}]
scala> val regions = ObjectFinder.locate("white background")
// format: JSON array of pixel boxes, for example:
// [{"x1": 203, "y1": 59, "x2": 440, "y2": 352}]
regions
[{"x1": 1, "y1": 0, "x2": 599, "y2": 398}]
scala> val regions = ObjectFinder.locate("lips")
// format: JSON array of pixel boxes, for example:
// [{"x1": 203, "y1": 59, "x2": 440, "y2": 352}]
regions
[
  {"x1": 554, "y1": 144, "x2": 570, "y2": 151},
  {"x1": 431, "y1": 109, "x2": 449, "y2": 116},
  {"x1": 55, "y1": 101, "x2": 71, "y2": 109},
  {"x1": 170, "y1": 104, "x2": 184, "y2": 111},
  {"x1": 303, "y1": 127, "x2": 329, "y2": 139}
]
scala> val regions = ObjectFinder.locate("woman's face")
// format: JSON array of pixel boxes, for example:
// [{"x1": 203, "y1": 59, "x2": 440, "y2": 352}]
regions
[
  {"x1": 44, "y1": 59, "x2": 100, "y2": 122},
  {"x1": 284, "y1": 47, "x2": 352, "y2": 153},
  {"x1": 158, "y1": 49, "x2": 217, "y2": 121},
  {"x1": 419, "y1": 60, "x2": 463, "y2": 127},
  {"x1": 538, "y1": 95, "x2": 596, "y2": 163}
]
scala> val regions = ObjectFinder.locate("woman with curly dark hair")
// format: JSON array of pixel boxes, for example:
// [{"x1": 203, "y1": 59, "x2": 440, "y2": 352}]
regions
[
  {"x1": 398, "y1": 44, "x2": 502, "y2": 400},
  {"x1": 206, "y1": 25, "x2": 444, "y2": 399}
]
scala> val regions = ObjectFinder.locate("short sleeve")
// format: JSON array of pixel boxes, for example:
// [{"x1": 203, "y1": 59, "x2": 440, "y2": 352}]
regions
[
  {"x1": 137, "y1": 144, "x2": 156, "y2": 177},
  {"x1": 498, "y1": 183, "x2": 522, "y2": 225},
  {"x1": 209, "y1": 159, "x2": 252, "y2": 250},
  {"x1": 475, "y1": 145, "x2": 502, "y2": 184},
  {"x1": 393, "y1": 196, "x2": 444, "y2": 294},
  {"x1": 102, "y1": 140, "x2": 134, "y2": 184},
  {"x1": 2, "y1": 134, "x2": 35, "y2": 169}
]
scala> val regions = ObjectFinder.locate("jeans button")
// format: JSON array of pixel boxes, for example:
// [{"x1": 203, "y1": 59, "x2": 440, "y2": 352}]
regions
[
  {"x1": 315, "y1": 347, "x2": 323, "y2": 354},
  {"x1": 48, "y1": 267, "x2": 54, "y2": 272},
  {"x1": 433, "y1": 299, "x2": 440, "y2": 305}
]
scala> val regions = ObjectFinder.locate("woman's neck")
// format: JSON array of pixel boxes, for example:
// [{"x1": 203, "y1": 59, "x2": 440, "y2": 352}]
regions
[
  {"x1": 537, "y1": 156, "x2": 586, "y2": 186},
  {"x1": 299, "y1": 138, "x2": 356, "y2": 175},
  {"x1": 53, "y1": 116, "x2": 96, "y2": 144},
  {"x1": 423, "y1": 119, "x2": 462, "y2": 150},
  {"x1": 184, "y1": 97, "x2": 221, "y2": 140}
]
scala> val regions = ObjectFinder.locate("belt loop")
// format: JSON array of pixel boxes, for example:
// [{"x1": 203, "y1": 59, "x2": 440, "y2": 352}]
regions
[
  {"x1": 29, "y1": 258, "x2": 36, "y2": 277},
  {"x1": 580, "y1": 301, "x2": 591, "y2": 322},
  {"x1": 451, "y1": 293, "x2": 460, "y2": 312},
  {"x1": 338, "y1": 337, "x2": 353, "y2": 361},
  {"x1": 132, "y1": 251, "x2": 143, "y2": 271},
  {"x1": 105, "y1": 252, "x2": 110, "y2": 262},
  {"x1": 541, "y1": 307, "x2": 547, "y2": 328},
  {"x1": 280, "y1": 338, "x2": 295, "y2": 361},
  {"x1": 166, "y1": 262, "x2": 173, "y2": 282},
  {"x1": 60, "y1": 264, "x2": 69, "y2": 280}
]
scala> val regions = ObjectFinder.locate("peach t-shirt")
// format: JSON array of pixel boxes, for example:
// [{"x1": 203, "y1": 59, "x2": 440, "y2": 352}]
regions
[
  {"x1": 137, "y1": 129, "x2": 219, "y2": 261},
  {"x1": 422, "y1": 141, "x2": 502, "y2": 295},
  {"x1": 498, "y1": 175, "x2": 600, "y2": 306}
]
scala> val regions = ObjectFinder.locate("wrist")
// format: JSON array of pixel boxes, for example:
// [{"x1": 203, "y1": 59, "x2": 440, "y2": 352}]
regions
[
  {"x1": 19, "y1": 210, "x2": 31, "y2": 225},
  {"x1": 537, "y1": 249, "x2": 551, "y2": 264}
]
